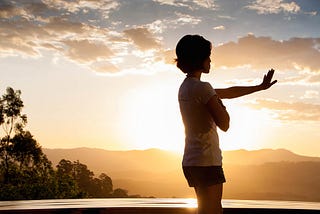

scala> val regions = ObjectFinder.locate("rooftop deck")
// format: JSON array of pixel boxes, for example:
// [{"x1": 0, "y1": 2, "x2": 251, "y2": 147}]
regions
[{"x1": 0, "y1": 198, "x2": 319, "y2": 213}]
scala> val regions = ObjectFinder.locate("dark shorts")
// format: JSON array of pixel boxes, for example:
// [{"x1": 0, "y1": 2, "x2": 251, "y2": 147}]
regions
[{"x1": 182, "y1": 166, "x2": 226, "y2": 187}]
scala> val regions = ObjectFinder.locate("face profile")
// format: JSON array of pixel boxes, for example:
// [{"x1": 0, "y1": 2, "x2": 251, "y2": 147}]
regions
[{"x1": 202, "y1": 57, "x2": 211, "y2": 74}]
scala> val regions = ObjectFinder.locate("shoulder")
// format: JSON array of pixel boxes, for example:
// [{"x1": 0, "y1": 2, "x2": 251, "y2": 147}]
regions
[
  {"x1": 197, "y1": 81, "x2": 215, "y2": 94},
  {"x1": 196, "y1": 81, "x2": 216, "y2": 103}
]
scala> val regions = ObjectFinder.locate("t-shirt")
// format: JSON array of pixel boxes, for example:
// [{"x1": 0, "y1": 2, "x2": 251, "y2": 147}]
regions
[{"x1": 178, "y1": 77, "x2": 222, "y2": 166}]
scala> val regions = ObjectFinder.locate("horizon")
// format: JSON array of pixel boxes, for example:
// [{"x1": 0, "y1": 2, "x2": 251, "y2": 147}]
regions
[
  {"x1": 1, "y1": 0, "x2": 320, "y2": 157},
  {"x1": 43, "y1": 146, "x2": 320, "y2": 158}
]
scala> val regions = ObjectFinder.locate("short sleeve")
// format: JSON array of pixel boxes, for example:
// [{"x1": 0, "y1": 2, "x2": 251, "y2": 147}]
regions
[{"x1": 200, "y1": 82, "x2": 216, "y2": 104}]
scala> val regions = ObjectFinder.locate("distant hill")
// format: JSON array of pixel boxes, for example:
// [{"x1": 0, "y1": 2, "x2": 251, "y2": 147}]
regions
[
  {"x1": 43, "y1": 147, "x2": 320, "y2": 201},
  {"x1": 43, "y1": 148, "x2": 181, "y2": 177},
  {"x1": 222, "y1": 148, "x2": 320, "y2": 165}
]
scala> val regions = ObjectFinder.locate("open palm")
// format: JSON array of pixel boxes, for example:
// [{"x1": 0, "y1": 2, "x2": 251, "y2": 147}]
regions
[{"x1": 260, "y1": 69, "x2": 277, "y2": 90}]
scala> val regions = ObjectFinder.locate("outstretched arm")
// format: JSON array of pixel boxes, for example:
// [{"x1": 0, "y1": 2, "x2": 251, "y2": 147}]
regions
[{"x1": 215, "y1": 69, "x2": 277, "y2": 99}]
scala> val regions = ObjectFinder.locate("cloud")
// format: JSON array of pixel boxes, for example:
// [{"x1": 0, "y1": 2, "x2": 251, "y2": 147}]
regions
[
  {"x1": 123, "y1": 27, "x2": 161, "y2": 51},
  {"x1": 90, "y1": 62, "x2": 120, "y2": 74},
  {"x1": 193, "y1": 0, "x2": 216, "y2": 9},
  {"x1": 0, "y1": 20, "x2": 48, "y2": 56},
  {"x1": 300, "y1": 90, "x2": 319, "y2": 99},
  {"x1": 0, "y1": 0, "x2": 168, "y2": 74},
  {"x1": 246, "y1": 99, "x2": 320, "y2": 121},
  {"x1": 42, "y1": 0, "x2": 119, "y2": 16},
  {"x1": 213, "y1": 34, "x2": 320, "y2": 73},
  {"x1": 63, "y1": 39, "x2": 113, "y2": 63},
  {"x1": 173, "y1": 12, "x2": 202, "y2": 25},
  {"x1": 247, "y1": 0, "x2": 300, "y2": 14},
  {"x1": 44, "y1": 17, "x2": 88, "y2": 35},
  {"x1": 213, "y1": 25, "x2": 226, "y2": 30},
  {"x1": 0, "y1": 0, "x2": 122, "y2": 72},
  {"x1": 155, "y1": 0, "x2": 216, "y2": 9}
]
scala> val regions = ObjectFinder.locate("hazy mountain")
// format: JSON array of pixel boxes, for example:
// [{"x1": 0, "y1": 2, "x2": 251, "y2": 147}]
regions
[
  {"x1": 43, "y1": 147, "x2": 320, "y2": 201},
  {"x1": 222, "y1": 148, "x2": 320, "y2": 165},
  {"x1": 43, "y1": 147, "x2": 319, "y2": 175},
  {"x1": 43, "y1": 148, "x2": 181, "y2": 177}
]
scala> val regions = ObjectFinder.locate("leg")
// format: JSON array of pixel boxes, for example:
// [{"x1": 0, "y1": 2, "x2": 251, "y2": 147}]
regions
[{"x1": 195, "y1": 183, "x2": 223, "y2": 214}]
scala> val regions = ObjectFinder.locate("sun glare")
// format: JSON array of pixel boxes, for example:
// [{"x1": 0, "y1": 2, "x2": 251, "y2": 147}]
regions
[
  {"x1": 118, "y1": 82, "x2": 275, "y2": 153},
  {"x1": 119, "y1": 82, "x2": 185, "y2": 152},
  {"x1": 219, "y1": 101, "x2": 272, "y2": 151}
]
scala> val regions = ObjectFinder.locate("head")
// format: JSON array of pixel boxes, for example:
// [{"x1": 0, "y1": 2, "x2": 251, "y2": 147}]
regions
[{"x1": 175, "y1": 35, "x2": 212, "y2": 74}]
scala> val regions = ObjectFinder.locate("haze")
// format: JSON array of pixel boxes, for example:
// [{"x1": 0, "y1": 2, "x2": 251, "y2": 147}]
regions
[{"x1": 1, "y1": 0, "x2": 319, "y2": 157}]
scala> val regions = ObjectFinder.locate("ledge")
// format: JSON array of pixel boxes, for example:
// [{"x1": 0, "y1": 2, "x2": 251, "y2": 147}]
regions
[{"x1": 0, "y1": 198, "x2": 319, "y2": 214}]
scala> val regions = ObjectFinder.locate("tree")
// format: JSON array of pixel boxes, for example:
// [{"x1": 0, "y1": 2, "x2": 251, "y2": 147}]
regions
[
  {"x1": 0, "y1": 87, "x2": 57, "y2": 200},
  {"x1": 0, "y1": 87, "x2": 130, "y2": 200},
  {"x1": 56, "y1": 159, "x2": 84, "y2": 198},
  {"x1": 11, "y1": 131, "x2": 42, "y2": 169},
  {"x1": 98, "y1": 173, "x2": 113, "y2": 197},
  {"x1": 0, "y1": 87, "x2": 27, "y2": 183},
  {"x1": 56, "y1": 159, "x2": 126, "y2": 198},
  {"x1": 112, "y1": 188, "x2": 128, "y2": 198}
]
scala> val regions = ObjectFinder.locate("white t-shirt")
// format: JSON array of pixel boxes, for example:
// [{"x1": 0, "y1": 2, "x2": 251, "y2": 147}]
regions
[{"x1": 178, "y1": 77, "x2": 222, "y2": 166}]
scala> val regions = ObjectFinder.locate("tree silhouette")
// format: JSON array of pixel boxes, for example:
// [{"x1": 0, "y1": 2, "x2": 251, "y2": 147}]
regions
[
  {"x1": 0, "y1": 87, "x2": 59, "y2": 199},
  {"x1": 0, "y1": 87, "x2": 130, "y2": 200},
  {"x1": 56, "y1": 159, "x2": 120, "y2": 198},
  {"x1": 0, "y1": 87, "x2": 27, "y2": 183}
]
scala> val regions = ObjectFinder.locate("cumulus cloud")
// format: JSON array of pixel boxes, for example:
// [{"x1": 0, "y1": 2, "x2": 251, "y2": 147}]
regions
[
  {"x1": 63, "y1": 40, "x2": 113, "y2": 63},
  {"x1": 247, "y1": 0, "x2": 300, "y2": 14},
  {"x1": 0, "y1": 0, "x2": 123, "y2": 73},
  {"x1": 214, "y1": 34, "x2": 320, "y2": 73},
  {"x1": 123, "y1": 28, "x2": 161, "y2": 51},
  {"x1": 246, "y1": 99, "x2": 320, "y2": 121},
  {"x1": 1, "y1": 0, "x2": 318, "y2": 76}
]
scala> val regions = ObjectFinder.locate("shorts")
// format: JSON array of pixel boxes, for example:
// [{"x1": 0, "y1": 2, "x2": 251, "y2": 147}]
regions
[{"x1": 182, "y1": 165, "x2": 226, "y2": 187}]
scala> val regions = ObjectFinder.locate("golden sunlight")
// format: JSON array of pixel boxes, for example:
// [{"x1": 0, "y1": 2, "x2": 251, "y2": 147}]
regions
[
  {"x1": 119, "y1": 83, "x2": 185, "y2": 152},
  {"x1": 219, "y1": 101, "x2": 273, "y2": 151}
]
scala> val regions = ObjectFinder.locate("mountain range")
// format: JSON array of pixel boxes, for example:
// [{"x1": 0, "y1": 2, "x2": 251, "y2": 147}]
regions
[{"x1": 43, "y1": 147, "x2": 320, "y2": 202}]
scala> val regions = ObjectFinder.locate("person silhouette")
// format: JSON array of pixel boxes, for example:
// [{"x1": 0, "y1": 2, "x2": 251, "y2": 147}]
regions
[{"x1": 176, "y1": 35, "x2": 277, "y2": 214}]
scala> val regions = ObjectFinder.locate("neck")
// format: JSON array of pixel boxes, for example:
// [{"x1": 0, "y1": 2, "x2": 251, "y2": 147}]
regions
[{"x1": 186, "y1": 71, "x2": 202, "y2": 80}]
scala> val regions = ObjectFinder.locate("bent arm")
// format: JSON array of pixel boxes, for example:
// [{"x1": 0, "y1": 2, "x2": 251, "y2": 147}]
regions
[
  {"x1": 216, "y1": 69, "x2": 277, "y2": 99},
  {"x1": 206, "y1": 95, "x2": 230, "y2": 132}
]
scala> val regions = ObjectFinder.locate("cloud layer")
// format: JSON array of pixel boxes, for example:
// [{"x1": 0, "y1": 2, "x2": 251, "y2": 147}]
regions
[
  {"x1": 0, "y1": 0, "x2": 319, "y2": 75},
  {"x1": 247, "y1": 99, "x2": 320, "y2": 121},
  {"x1": 214, "y1": 34, "x2": 320, "y2": 72},
  {"x1": 247, "y1": 0, "x2": 301, "y2": 14}
]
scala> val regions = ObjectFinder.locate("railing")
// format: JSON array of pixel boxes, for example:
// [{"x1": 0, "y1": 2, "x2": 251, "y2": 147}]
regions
[{"x1": 0, "y1": 198, "x2": 319, "y2": 213}]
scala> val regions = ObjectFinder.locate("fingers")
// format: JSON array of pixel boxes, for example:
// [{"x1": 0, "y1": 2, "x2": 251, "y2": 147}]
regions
[
  {"x1": 266, "y1": 69, "x2": 274, "y2": 81},
  {"x1": 262, "y1": 75, "x2": 266, "y2": 84},
  {"x1": 261, "y1": 68, "x2": 277, "y2": 89},
  {"x1": 270, "y1": 80, "x2": 277, "y2": 86}
]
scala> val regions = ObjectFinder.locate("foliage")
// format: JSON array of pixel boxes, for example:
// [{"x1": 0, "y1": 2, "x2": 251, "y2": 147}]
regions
[
  {"x1": 57, "y1": 159, "x2": 128, "y2": 198},
  {"x1": 0, "y1": 87, "x2": 129, "y2": 200}
]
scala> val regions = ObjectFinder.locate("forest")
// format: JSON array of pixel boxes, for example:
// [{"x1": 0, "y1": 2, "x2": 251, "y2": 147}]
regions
[{"x1": 0, "y1": 87, "x2": 132, "y2": 200}]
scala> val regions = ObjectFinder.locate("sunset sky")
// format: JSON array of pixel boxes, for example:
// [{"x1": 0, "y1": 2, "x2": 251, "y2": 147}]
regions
[{"x1": 1, "y1": 0, "x2": 319, "y2": 157}]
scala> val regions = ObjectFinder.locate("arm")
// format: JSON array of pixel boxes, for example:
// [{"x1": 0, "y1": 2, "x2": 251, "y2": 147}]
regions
[
  {"x1": 206, "y1": 95, "x2": 230, "y2": 132},
  {"x1": 216, "y1": 69, "x2": 277, "y2": 99}
]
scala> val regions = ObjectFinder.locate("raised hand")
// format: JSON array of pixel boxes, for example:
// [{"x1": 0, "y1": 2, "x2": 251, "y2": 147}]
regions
[{"x1": 260, "y1": 69, "x2": 277, "y2": 90}]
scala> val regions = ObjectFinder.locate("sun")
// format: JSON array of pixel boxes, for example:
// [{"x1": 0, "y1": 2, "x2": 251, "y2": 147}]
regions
[
  {"x1": 219, "y1": 100, "x2": 272, "y2": 151},
  {"x1": 119, "y1": 82, "x2": 185, "y2": 152}
]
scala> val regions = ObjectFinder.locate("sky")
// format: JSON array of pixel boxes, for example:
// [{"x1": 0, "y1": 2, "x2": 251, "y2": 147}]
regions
[{"x1": 1, "y1": 0, "x2": 319, "y2": 157}]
